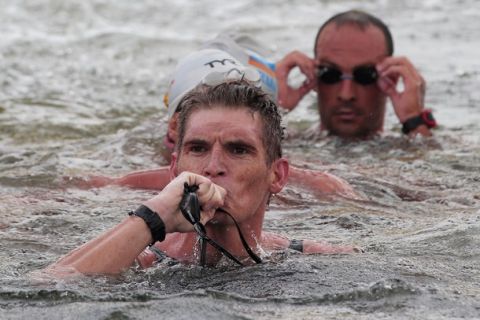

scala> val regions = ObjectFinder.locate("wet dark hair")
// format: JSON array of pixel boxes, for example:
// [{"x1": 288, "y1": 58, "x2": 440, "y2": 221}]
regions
[
  {"x1": 176, "y1": 80, "x2": 284, "y2": 165},
  {"x1": 314, "y1": 10, "x2": 394, "y2": 56}
]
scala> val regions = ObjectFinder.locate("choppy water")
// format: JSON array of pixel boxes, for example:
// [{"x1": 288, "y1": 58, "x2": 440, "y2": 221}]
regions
[{"x1": 1, "y1": 0, "x2": 480, "y2": 319}]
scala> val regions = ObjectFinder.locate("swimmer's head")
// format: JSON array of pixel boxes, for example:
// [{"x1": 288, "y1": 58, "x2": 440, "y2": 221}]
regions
[
  {"x1": 164, "y1": 32, "x2": 279, "y2": 121},
  {"x1": 164, "y1": 49, "x2": 262, "y2": 120}
]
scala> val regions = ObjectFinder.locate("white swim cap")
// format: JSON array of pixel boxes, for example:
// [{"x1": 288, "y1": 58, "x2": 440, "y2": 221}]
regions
[{"x1": 164, "y1": 48, "x2": 261, "y2": 120}]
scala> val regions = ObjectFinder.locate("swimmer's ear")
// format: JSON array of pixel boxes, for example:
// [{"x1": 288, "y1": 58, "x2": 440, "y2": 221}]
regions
[
  {"x1": 269, "y1": 158, "x2": 289, "y2": 194},
  {"x1": 168, "y1": 113, "x2": 179, "y2": 143},
  {"x1": 170, "y1": 152, "x2": 179, "y2": 179}
]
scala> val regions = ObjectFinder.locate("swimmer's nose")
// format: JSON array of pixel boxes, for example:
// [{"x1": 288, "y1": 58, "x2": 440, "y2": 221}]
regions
[
  {"x1": 338, "y1": 78, "x2": 356, "y2": 102},
  {"x1": 202, "y1": 146, "x2": 226, "y2": 178}
]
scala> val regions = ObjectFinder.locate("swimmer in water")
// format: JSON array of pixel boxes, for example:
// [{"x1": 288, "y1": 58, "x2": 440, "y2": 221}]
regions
[
  {"x1": 46, "y1": 80, "x2": 359, "y2": 277},
  {"x1": 275, "y1": 10, "x2": 437, "y2": 140},
  {"x1": 77, "y1": 38, "x2": 360, "y2": 200}
]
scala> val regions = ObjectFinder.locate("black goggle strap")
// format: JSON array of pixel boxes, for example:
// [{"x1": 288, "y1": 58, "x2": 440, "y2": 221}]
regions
[
  {"x1": 180, "y1": 183, "x2": 262, "y2": 266},
  {"x1": 221, "y1": 210, "x2": 262, "y2": 264},
  {"x1": 195, "y1": 223, "x2": 243, "y2": 266}
]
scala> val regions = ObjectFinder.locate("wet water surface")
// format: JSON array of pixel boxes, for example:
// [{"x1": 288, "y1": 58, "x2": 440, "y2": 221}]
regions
[{"x1": 1, "y1": 0, "x2": 480, "y2": 319}]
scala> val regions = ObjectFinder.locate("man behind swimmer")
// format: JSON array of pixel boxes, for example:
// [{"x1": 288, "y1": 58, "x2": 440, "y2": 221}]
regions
[
  {"x1": 276, "y1": 9, "x2": 437, "y2": 139},
  {"x1": 46, "y1": 80, "x2": 357, "y2": 277},
  {"x1": 81, "y1": 48, "x2": 359, "y2": 199}
]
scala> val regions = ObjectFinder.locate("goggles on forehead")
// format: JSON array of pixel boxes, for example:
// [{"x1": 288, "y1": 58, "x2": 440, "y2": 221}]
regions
[
  {"x1": 316, "y1": 65, "x2": 378, "y2": 85},
  {"x1": 201, "y1": 67, "x2": 262, "y2": 87}
]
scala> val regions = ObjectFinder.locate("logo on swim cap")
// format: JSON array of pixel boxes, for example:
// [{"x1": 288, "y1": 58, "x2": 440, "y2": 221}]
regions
[
  {"x1": 204, "y1": 58, "x2": 239, "y2": 68},
  {"x1": 164, "y1": 49, "x2": 254, "y2": 120}
]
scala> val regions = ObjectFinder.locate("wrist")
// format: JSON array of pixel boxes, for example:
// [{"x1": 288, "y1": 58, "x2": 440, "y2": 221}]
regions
[
  {"x1": 401, "y1": 109, "x2": 437, "y2": 135},
  {"x1": 143, "y1": 195, "x2": 178, "y2": 233},
  {"x1": 129, "y1": 205, "x2": 166, "y2": 245},
  {"x1": 397, "y1": 107, "x2": 424, "y2": 123}
]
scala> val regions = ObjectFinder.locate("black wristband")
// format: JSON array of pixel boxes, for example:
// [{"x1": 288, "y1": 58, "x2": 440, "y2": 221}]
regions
[
  {"x1": 288, "y1": 239, "x2": 304, "y2": 252},
  {"x1": 402, "y1": 110, "x2": 436, "y2": 135},
  {"x1": 129, "y1": 205, "x2": 166, "y2": 245}
]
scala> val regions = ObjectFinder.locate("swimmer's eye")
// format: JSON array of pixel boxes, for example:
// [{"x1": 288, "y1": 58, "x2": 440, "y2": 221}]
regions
[
  {"x1": 189, "y1": 145, "x2": 208, "y2": 154},
  {"x1": 232, "y1": 147, "x2": 248, "y2": 155},
  {"x1": 184, "y1": 141, "x2": 209, "y2": 154},
  {"x1": 228, "y1": 143, "x2": 254, "y2": 156}
]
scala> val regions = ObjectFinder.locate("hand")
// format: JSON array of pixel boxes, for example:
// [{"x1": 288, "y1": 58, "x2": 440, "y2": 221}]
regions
[
  {"x1": 143, "y1": 172, "x2": 226, "y2": 233},
  {"x1": 275, "y1": 50, "x2": 317, "y2": 110},
  {"x1": 377, "y1": 56, "x2": 426, "y2": 123}
]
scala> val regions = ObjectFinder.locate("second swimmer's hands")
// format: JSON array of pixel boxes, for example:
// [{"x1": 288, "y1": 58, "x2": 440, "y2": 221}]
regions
[
  {"x1": 377, "y1": 56, "x2": 426, "y2": 123},
  {"x1": 142, "y1": 172, "x2": 226, "y2": 233},
  {"x1": 275, "y1": 51, "x2": 317, "y2": 110}
]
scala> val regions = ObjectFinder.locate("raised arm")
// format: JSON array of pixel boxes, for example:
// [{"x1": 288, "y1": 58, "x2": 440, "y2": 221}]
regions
[
  {"x1": 275, "y1": 51, "x2": 317, "y2": 110},
  {"x1": 377, "y1": 56, "x2": 436, "y2": 137}
]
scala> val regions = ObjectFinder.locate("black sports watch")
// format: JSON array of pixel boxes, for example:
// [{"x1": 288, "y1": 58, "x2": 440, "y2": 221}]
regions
[
  {"x1": 401, "y1": 109, "x2": 437, "y2": 135},
  {"x1": 129, "y1": 205, "x2": 166, "y2": 245}
]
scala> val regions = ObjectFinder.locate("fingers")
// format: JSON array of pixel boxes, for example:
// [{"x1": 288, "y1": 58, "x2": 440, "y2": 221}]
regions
[
  {"x1": 298, "y1": 79, "x2": 317, "y2": 95},
  {"x1": 376, "y1": 56, "x2": 426, "y2": 122},
  {"x1": 185, "y1": 173, "x2": 226, "y2": 224},
  {"x1": 136, "y1": 248, "x2": 157, "y2": 269},
  {"x1": 198, "y1": 182, "x2": 226, "y2": 211},
  {"x1": 144, "y1": 172, "x2": 227, "y2": 234},
  {"x1": 377, "y1": 75, "x2": 398, "y2": 97},
  {"x1": 289, "y1": 52, "x2": 316, "y2": 82},
  {"x1": 276, "y1": 51, "x2": 315, "y2": 78},
  {"x1": 377, "y1": 56, "x2": 424, "y2": 94},
  {"x1": 276, "y1": 51, "x2": 316, "y2": 110}
]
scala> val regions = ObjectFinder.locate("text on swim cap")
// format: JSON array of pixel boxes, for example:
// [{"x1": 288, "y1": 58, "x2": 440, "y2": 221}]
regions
[{"x1": 204, "y1": 58, "x2": 239, "y2": 68}]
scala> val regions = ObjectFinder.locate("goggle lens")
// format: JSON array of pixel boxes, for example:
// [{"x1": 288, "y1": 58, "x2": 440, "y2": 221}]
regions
[{"x1": 317, "y1": 65, "x2": 378, "y2": 86}]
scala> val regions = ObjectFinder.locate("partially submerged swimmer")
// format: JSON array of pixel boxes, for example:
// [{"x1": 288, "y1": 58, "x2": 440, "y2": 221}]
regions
[
  {"x1": 46, "y1": 81, "x2": 359, "y2": 277},
  {"x1": 73, "y1": 46, "x2": 361, "y2": 200}
]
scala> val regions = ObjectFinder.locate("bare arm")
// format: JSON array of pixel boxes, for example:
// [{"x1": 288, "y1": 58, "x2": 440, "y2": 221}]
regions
[
  {"x1": 66, "y1": 167, "x2": 171, "y2": 190},
  {"x1": 45, "y1": 172, "x2": 226, "y2": 276},
  {"x1": 275, "y1": 51, "x2": 316, "y2": 110},
  {"x1": 261, "y1": 231, "x2": 361, "y2": 254},
  {"x1": 377, "y1": 56, "x2": 434, "y2": 137},
  {"x1": 113, "y1": 167, "x2": 171, "y2": 189},
  {"x1": 288, "y1": 166, "x2": 363, "y2": 200},
  {"x1": 45, "y1": 216, "x2": 155, "y2": 276}
]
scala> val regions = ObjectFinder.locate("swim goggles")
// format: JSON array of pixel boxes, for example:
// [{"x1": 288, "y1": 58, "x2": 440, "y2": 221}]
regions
[
  {"x1": 180, "y1": 183, "x2": 262, "y2": 266},
  {"x1": 201, "y1": 67, "x2": 262, "y2": 88},
  {"x1": 316, "y1": 65, "x2": 378, "y2": 85}
]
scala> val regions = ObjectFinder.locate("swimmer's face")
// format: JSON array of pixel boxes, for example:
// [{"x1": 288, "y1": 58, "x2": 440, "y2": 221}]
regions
[
  {"x1": 172, "y1": 106, "x2": 286, "y2": 226},
  {"x1": 315, "y1": 23, "x2": 388, "y2": 139}
]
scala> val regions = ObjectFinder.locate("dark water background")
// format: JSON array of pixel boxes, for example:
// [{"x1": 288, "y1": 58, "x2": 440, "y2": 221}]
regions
[{"x1": 1, "y1": 0, "x2": 479, "y2": 319}]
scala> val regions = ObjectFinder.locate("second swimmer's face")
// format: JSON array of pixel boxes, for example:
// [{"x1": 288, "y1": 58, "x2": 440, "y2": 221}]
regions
[{"x1": 315, "y1": 23, "x2": 388, "y2": 139}]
